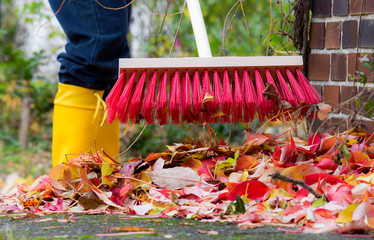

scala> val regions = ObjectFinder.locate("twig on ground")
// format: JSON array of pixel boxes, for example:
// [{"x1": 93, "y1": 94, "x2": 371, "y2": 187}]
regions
[{"x1": 269, "y1": 171, "x2": 325, "y2": 199}]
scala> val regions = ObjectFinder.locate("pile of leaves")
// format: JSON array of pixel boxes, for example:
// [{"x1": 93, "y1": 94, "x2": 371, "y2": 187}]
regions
[{"x1": 1, "y1": 126, "x2": 374, "y2": 235}]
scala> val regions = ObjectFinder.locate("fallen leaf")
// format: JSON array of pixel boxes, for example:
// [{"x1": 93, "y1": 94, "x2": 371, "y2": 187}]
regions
[
  {"x1": 104, "y1": 226, "x2": 154, "y2": 232},
  {"x1": 147, "y1": 167, "x2": 210, "y2": 190},
  {"x1": 226, "y1": 180, "x2": 270, "y2": 201},
  {"x1": 197, "y1": 229, "x2": 219, "y2": 235}
]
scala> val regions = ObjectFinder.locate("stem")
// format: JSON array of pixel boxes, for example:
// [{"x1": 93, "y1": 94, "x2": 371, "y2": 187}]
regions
[
  {"x1": 270, "y1": 171, "x2": 325, "y2": 199},
  {"x1": 114, "y1": 124, "x2": 148, "y2": 159},
  {"x1": 168, "y1": 0, "x2": 186, "y2": 57}
]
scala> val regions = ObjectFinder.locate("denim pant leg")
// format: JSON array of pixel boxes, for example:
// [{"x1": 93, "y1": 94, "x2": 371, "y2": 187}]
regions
[{"x1": 48, "y1": 0, "x2": 131, "y2": 93}]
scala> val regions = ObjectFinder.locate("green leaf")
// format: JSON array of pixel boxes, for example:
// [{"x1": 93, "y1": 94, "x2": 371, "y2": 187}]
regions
[
  {"x1": 216, "y1": 150, "x2": 239, "y2": 170},
  {"x1": 341, "y1": 145, "x2": 351, "y2": 160},
  {"x1": 235, "y1": 195, "x2": 246, "y2": 214},
  {"x1": 355, "y1": 99, "x2": 362, "y2": 108},
  {"x1": 311, "y1": 197, "x2": 327, "y2": 208}
]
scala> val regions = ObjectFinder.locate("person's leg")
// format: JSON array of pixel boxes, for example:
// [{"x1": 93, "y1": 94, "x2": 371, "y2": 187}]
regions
[
  {"x1": 52, "y1": 83, "x2": 120, "y2": 165},
  {"x1": 49, "y1": 0, "x2": 131, "y2": 165}
]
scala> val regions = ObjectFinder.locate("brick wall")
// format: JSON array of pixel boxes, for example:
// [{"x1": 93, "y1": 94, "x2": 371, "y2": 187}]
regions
[{"x1": 308, "y1": 0, "x2": 374, "y2": 132}]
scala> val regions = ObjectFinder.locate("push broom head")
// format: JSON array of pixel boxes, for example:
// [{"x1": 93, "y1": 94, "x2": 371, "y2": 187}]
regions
[{"x1": 106, "y1": 56, "x2": 321, "y2": 125}]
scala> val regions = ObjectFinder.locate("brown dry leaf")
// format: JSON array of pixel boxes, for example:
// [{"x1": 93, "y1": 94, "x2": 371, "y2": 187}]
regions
[
  {"x1": 57, "y1": 215, "x2": 76, "y2": 223},
  {"x1": 144, "y1": 219, "x2": 164, "y2": 222},
  {"x1": 49, "y1": 164, "x2": 70, "y2": 191},
  {"x1": 197, "y1": 229, "x2": 219, "y2": 235},
  {"x1": 179, "y1": 222, "x2": 194, "y2": 226},
  {"x1": 202, "y1": 93, "x2": 214, "y2": 103},
  {"x1": 104, "y1": 226, "x2": 154, "y2": 232},
  {"x1": 211, "y1": 109, "x2": 224, "y2": 119},
  {"x1": 277, "y1": 100, "x2": 292, "y2": 109},
  {"x1": 78, "y1": 191, "x2": 105, "y2": 210},
  {"x1": 31, "y1": 217, "x2": 55, "y2": 223},
  {"x1": 263, "y1": 83, "x2": 280, "y2": 101},
  {"x1": 317, "y1": 103, "x2": 332, "y2": 120},
  {"x1": 10, "y1": 210, "x2": 40, "y2": 220}
]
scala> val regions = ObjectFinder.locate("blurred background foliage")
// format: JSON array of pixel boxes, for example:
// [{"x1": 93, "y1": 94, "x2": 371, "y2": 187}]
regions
[
  {"x1": 0, "y1": 0, "x2": 298, "y2": 178},
  {"x1": 139, "y1": 0, "x2": 298, "y2": 58}
]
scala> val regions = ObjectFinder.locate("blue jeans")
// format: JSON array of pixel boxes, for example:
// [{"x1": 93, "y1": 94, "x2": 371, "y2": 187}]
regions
[{"x1": 48, "y1": 0, "x2": 131, "y2": 94}]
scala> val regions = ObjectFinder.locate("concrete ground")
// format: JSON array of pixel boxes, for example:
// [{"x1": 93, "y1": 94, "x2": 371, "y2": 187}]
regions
[{"x1": 0, "y1": 214, "x2": 371, "y2": 240}]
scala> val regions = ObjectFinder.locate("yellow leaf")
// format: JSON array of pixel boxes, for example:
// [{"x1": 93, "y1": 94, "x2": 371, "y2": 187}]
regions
[
  {"x1": 268, "y1": 188, "x2": 293, "y2": 199},
  {"x1": 335, "y1": 203, "x2": 359, "y2": 223},
  {"x1": 211, "y1": 109, "x2": 224, "y2": 119},
  {"x1": 101, "y1": 162, "x2": 115, "y2": 177},
  {"x1": 240, "y1": 171, "x2": 249, "y2": 182},
  {"x1": 101, "y1": 162, "x2": 115, "y2": 186},
  {"x1": 357, "y1": 173, "x2": 374, "y2": 184}
]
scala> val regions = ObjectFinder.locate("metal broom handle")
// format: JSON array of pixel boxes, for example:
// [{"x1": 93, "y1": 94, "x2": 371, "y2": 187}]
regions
[{"x1": 186, "y1": 0, "x2": 212, "y2": 57}]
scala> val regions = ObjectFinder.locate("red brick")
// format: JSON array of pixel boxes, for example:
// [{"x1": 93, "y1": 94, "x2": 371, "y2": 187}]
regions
[
  {"x1": 359, "y1": 19, "x2": 374, "y2": 48},
  {"x1": 350, "y1": 0, "x2": 374, "y2": 14},
  {"x1": 324, "y1": 85, "x2": 340, "y2": 106},
  {"x1": 359, "y1": 86, "x2": 374, "y2": 106},
  {"x1": 348, "y1": 53, "x2": 373, "y2": 79},
  {"x1": 331, "y1": 54, "x2": 347, "y2": 81},
  {"x1": 334, "y1": 0, "x2": 349, "y2": 16},
  {"x1": 310, "y1": 22, "x2": 325, "y2": 49},
  {"x1": 308, "y1": 54, "x2": 330, "y2": 81},
  {"x1": 330, "y1": 118, "x2": 348, "y2": 132},
  {"x1": 363, "y1": 120, "x2": 374, "y2": 132},
  {"x1": 365, "y1": 1, "x2": 374, "y2": 13},
  {"x1": 342, "y1": 20, "x2": 358, "y2": 48},
  {"x1": 340, "y1": 86, "x2": 357, "y2": 113},
  {"x1": 312, "y1": 85, "x2": 323, "y2": 97},
  {"x1": 313, "y1": 0, "x2": 332, "y2": 17},
  {"x1": 326, "y1": 22, "x2": 341, "y2": 49}
]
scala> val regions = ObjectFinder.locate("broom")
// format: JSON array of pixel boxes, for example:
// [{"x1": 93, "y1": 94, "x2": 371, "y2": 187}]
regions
[{"x1": 106, "y1": 0, "x2": 321, "y2": 125}]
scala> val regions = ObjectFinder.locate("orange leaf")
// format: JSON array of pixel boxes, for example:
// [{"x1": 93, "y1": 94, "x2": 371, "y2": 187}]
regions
[
  {"x1": 243, "y1": 132, "x2": 270, "y2": 147},
  {"x1": 314, "y1": 208, "x2": 336, "y2": 218},
  {"x1": 181, "y1": 158, "x2": 202, "y2": 171},
  {"x1": 235, "y1": 155, "x2": 259, "y2": 171}
]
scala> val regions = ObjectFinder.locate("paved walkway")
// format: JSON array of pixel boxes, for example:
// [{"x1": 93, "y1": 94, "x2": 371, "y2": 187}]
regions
[{"x1": 0, "y1": 214, "x2": 371, "y2": 239}]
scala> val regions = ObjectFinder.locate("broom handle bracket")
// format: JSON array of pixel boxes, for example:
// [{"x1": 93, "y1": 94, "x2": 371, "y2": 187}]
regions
[{"x1": 186, "y1": 0, "x2": 212, "y2": 58}]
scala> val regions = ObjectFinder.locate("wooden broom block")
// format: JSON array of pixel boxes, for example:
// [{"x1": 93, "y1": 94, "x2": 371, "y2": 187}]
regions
[{"x1": 119, "y1": 56, "x2": 303, "y2": 74}]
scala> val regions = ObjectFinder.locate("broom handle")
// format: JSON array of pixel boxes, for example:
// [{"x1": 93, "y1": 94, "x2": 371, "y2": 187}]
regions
[{"x1": 186, "y1": 0, "x2": 212, "y2": 57}]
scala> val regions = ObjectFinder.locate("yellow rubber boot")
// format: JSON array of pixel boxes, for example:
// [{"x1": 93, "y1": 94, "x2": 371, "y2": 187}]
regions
[{"x1": 52, "y1": 83, "x2": 120, "y2": 166}]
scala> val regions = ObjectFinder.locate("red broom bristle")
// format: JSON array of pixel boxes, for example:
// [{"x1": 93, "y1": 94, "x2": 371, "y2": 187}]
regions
[
  {"x1": 128, "y1": 71, "x2": 146, "y2": 122},
  {"x1": 181, "y1": 70, "x2": 192, "y2": 123},
  {"x1": 296, "y1": 68, "x2": 322, "y2": 104},
  {"x1": 142, "y1": 71, "x2": 157, "y2": 124},
  {"x1": 192, "y1": 70, "x2": 202, "y2": 121},
  {"x1": 254, "y1": 69, "x2": 269, "y2": 122},
  {"x1": 265, "y1": 69, "x2": 281, "y2": 96},
  {"x1": 221, "y1": 70, "x2": 233, "y2": 123},
  {"x1": 116, "y1": 71, "x2": 137, "y2": 123},
  {"x1": 242, "y1": 70, "x2": 256, "y2": 122},
  {"x1": 286, "y1": 68, "x2": 307, "y2": 106},
  {"x1": 156, "y1": 71, "x2": 169, "y2": 125},
  {"x1": 106, "y1": 71, "x2": 126, "y2": 123},
  {"x1": 170, "y1": 70, "x2": 181, "y2": 124},
  {"x1": 264, "y1": 69, "x2": 282, "y2": 120},
  {"x1": 213, "y1": 70, "x2": 223, "y2": 122},
  {"x1": 233, "y1": 70, "x2": 244, "y2": 123},
  {"x1": 202, "y1": 70, "x2": 217, "y2": 123},
  {"x1": 213, "y1": 70, "x2": 223, "y2": 105},
  {"x1": 276, "y1": 69, "x2": 297, "y2": 106}
]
